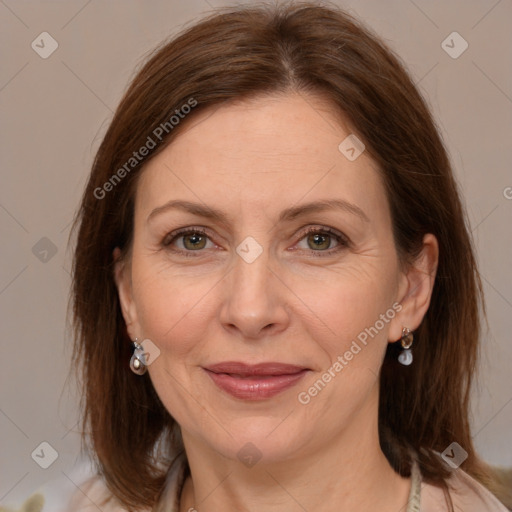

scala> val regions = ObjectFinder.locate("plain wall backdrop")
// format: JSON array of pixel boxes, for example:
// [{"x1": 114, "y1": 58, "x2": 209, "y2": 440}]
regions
[{"x1": 1, "y1": 0, "x2": 511, "y2": 508}]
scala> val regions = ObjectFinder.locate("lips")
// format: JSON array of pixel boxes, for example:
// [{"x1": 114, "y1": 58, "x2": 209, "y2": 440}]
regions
[
  {"x1": 205, "y1": 361, "x2": 308, "y2": 376},
  {"x1": 203, "y1": 361, "x2": 310, "y2": 400}
]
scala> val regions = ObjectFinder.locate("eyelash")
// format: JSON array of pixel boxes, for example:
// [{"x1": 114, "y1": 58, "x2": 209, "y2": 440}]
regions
[
  {"x1": 162, "y1": 226, "x2": 349, "y2": 258},
  {"x1": 297, "y1": 226, "x2": 349, "y2": 256}
]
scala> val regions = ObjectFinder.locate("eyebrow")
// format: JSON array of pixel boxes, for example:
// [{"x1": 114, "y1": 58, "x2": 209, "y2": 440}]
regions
[{"x1": 146, "y1": 198, "x2": 370, "y2": 225}]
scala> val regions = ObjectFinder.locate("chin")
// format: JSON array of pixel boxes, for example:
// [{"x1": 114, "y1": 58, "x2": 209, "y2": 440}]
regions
[{"x1": 202, "y1": 417, "x2": 311, "y2": 466}]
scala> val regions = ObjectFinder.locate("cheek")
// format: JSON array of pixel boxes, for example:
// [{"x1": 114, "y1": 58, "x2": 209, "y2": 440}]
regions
[
  {"x1": 130, "y1": 236, "x2": 400, "y2": 366},
  {"x1": 131, "y1": 259, "x2": 220, "y2": 359},
  {"x1": 285, "y1": 259, "x2": 399, "y2": 359}
]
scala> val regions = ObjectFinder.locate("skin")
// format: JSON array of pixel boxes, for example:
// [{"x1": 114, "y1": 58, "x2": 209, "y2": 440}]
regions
[{"x1": 114, "y1": 91, "x2": 438, "y2": 512}]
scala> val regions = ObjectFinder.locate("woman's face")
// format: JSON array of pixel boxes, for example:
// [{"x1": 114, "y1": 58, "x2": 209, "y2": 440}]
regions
[{"x1": 115, "y1": 92, "x2": 420, "y2": 464}]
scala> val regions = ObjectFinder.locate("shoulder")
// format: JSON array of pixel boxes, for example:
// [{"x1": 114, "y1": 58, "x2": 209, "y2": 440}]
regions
[
  {"x1": 420, "y1": 468, "x2": 510, "y2": 511},
  {"x1": 66, "y1": 451, "x2": 188, "y2": 512},
  {"x1": 0, "y1": 456, "x2": 118, "y2": 512},
  {"x1": 65, "y1": 475, "x2": 132, "y2": 512}
]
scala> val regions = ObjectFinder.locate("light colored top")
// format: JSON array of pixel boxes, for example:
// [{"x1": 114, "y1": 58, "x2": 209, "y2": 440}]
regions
[{"x1": 2, "y1": 453, "x2": 508, "y2": 512}]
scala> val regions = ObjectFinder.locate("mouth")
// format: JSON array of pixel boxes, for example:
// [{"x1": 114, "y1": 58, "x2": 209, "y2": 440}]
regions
[{"x1": 203, "y1": 362, "x2": 310, "y2": 400}]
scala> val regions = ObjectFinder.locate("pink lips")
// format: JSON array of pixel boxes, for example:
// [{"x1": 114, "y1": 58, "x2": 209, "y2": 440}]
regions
[{"x1": 203, "y1": 362, "x2": 309, "y2": 400}]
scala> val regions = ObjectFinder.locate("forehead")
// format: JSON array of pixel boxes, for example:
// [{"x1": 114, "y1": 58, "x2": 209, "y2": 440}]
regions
[{"x1": 135, "y1": 92, "x2": 388, "y2": 225}]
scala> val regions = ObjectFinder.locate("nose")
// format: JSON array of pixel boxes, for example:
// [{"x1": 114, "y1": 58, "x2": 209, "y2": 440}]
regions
[{"x1": 218, "y1": 246, "x2": 291, "y2": 340}]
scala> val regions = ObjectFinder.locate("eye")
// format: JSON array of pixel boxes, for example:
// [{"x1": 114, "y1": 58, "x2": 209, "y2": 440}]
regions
[
  {"x1": 162, "y1": 225, "x2": 349, "y2": 257},
  {"x1": 294, "y1": 226, "x2": 348, "y2": 255},
  {"x1": 162, "y1": 228, "x2": 215, "y2": 253}
]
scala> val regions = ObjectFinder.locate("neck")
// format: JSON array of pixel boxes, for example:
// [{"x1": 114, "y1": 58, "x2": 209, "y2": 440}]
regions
[{"x1": 178, "y1": 391, "x2": 411, "y2": 512}]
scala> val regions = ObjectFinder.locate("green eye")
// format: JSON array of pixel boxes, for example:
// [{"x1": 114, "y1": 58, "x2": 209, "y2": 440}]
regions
[
  {"x1": 296, "y1": 227, "x2": 348, "y2": 254},
  {"x1": 163, "y1": 225, "x2": 348, "y2": 258},
  {"x1": 182, "y1": 232, "x2": 208, "y2": 250},
  {"x1": 306, "y1": 232, "x2": 333, "y2": 250},
  {"x1": 163, "y1": 228, "x2": 213, "y2": 252}
]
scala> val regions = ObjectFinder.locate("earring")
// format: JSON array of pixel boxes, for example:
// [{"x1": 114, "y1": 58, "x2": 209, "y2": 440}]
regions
[
  {"x1": 130, "y1": 338, "x2": 147, "y2": 375},
  {"x1": 398, "y1": 327, "x2": 413, "y2": 366}
]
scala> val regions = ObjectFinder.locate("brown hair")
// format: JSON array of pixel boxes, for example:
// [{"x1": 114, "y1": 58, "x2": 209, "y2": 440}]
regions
[{"x1": 71, "y1": 1, "x2": 506, "y2": 510}]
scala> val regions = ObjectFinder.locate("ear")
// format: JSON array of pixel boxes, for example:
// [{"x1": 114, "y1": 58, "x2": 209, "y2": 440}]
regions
[
  {"x1": 113, "y1": 247, "x2": 140, "y2": 340},
  {"x1": 388, "y1": 233, "x2": 439, "y2": 342}
]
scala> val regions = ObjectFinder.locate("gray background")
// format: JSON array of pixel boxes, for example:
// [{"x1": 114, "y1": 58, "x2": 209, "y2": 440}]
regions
[{"x1": 1, "y1": 0, "x2": 511, "y2": 508}]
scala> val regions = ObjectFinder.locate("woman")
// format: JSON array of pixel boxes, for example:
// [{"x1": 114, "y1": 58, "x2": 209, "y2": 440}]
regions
[{"x1": 64, "y1": 2, "x2": 510, "y2": 511}]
